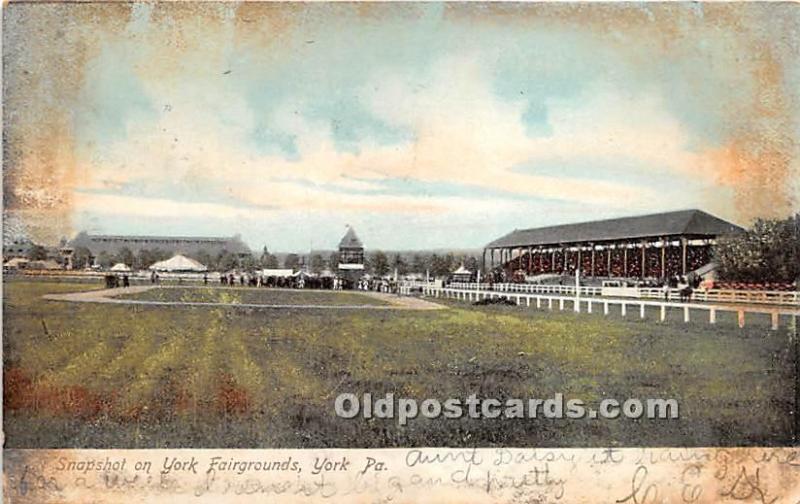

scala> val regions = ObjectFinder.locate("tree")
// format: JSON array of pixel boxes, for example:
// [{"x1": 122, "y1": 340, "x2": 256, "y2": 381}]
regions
[
  {"x1": 240, "y1": 254, "x2": 259, "y2": 271},
  {"x1": 369, "y1": 251, "x2": 389, "y2": 276},
  {"x1": 464, "y1": 255, "x2": 480, "y2": 273},
  {"x1": 71, "y1": 246, "x2": 93, "y2": 269},
  {"x1": 191, "y1": 249, "x2": 212, "y2": 270},
  {"x1": 262, "y1": 253, "x2": 279, "y2": 269},
  {"x1": 114, "y1": 247, "x2": 135, "y2": 268},
  {"x1": 284, "y1": 253, "x2": 300, "y2": 270},
  {"x1": 217, "y1": 249, "x2": 239, "y2": 272},
  {"x1": 96, "y1": 251, "x2": 113, "y2": 269},
  {"x1": 310, "y1": 253, "x2": 325, "y2": 274},
  {"x1": 430, "y1": 253, "x2": 455, "y2": 277},
  {"x1": 26, "y1": 244, "x2": 48, "y2": 261},
  {"x1": 392, "y1": 253, "x2": 408, "y2": 275},
  {"x1": 136, "y1": 248, "x2": 171, "y2": 270},
  {"x1": 714, "y1": 214, "x2": 800, "y2": 284},
  {"x1": 411, "y1": 254, "x2": 428, "y2": 274}
]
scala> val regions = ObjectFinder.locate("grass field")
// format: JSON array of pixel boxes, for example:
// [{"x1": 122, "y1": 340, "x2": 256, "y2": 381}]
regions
[
  {"x1": 117, "y1": 286, "x2": 390, "y2": 306},
  {"x1": 3, "y1": 278, "x2": 795, "y2": 448}
]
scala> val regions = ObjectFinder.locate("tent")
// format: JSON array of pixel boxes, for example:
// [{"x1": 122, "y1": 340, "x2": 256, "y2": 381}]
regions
[
  {"x1": 3, "y1": 257, "x2": 29, "y2": 269},
  {"x1": 149, "y1": 254, "x2": 207, "y2": 272},
  {"x1": 110, "y1": 263, "x2": 132, "y2": 272},
  {"x1": 260, "y1": 269, "x2": 294, "y2": 278},
  {"x1": 452, "y1": 264, "x2": 472, "y2": 282}
]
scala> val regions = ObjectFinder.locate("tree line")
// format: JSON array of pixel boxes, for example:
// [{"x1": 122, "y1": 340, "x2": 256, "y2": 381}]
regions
[
  {"x1": 67, "y1": 244, "x2": 480, "y2": 277},
  {"x1": 714, "y1": 213, "x2": 800, "y2": 284}
]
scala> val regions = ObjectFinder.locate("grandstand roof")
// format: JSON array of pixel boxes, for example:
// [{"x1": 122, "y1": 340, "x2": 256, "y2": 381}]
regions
[
  {"x1": 486, "y1": 209, "x2": 742, "y2": 249},
  {"x1": 338, "y1": 227, "x2": 363, "y2": 249}
]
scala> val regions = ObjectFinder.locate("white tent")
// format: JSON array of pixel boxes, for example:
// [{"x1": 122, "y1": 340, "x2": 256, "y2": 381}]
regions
[
  {"x1": 3, "y1": 257, "x2": 29, "y2": 269},
  {"x1": 110, "y1": 263, "x2": 132, "y2": 272},
  {"x1": 453, "y1": 265, "x2": 472, "y2": 275},
  {"x1": 149, "y1": 254, "x2": 207, "y2": 272},
  {"x1": 260, "y1": 268, "x2": 294, "y2": 278}
]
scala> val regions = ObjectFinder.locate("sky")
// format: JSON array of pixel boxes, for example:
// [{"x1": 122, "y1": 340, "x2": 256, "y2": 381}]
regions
[{"x1": 4, "y1": 2, "x2": 799, "y2": 252}]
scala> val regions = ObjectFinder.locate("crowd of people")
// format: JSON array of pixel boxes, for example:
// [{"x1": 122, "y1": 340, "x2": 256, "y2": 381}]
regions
[{"x1": 503, "y1": 245, "x2": 712, "y2": 280}]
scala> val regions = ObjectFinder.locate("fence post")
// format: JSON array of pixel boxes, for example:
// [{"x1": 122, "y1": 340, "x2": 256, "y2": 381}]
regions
[
  {"x1": 537, "y1": 297, "x2": 541, "y2": 309},
  {"x1": 548, "y1": 298, "x2": 553, "y2": 310},
  {"x1": 709, "y1": 309, "x2": 716, "y2": 324},
  {"x1": 588, "y1": 300, "x2": 592, "y2": 314},
  {"x1": 738, "y1": 310, "x2": 745, "y2": 328},
  {"x1": 640, "y1": 303, "x2": 645, "y2": 319},
  {"x1": 603, "y1": 302, "x2": 609, "y2": 315},
  {"x1": 771, "y1": 312, "x2": 779, "y2": 331},
  {"x1": 559, "y1": 298, "x2": 564, "y2": 311},
  {"x1": 660, "y1": 304, "x2": 666, "y2": 322},
  {"x1": 621, "y1": 303, "x2": 627, "y2": 317},
  {"x1": 683, "y1": 306, "x2": 690, "y2": 323}
]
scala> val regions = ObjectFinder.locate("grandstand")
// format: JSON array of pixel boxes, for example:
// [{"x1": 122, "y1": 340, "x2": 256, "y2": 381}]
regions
[{"x1": 484, "y1": 209, "x2": 742, "y2": 280}]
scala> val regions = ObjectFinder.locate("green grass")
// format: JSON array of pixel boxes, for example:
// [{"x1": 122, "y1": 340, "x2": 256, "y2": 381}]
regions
[
  {"x1": 117, "y1": 286, "x2": 390, "y2": 306},
  {"x1": 3, "y1": 279, "x2": 795, "y2": 448}
]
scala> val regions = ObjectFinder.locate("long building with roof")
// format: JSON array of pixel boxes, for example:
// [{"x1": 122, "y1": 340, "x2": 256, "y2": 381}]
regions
[
  {"x1": 64, "y1": 231, "x2": 250, "y2": 266},
  {"x1": 484, "y1": 209, "x2": 742, "y2": 280}
]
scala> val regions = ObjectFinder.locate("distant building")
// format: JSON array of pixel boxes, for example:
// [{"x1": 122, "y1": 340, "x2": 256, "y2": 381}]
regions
[
  {"x1": 3, "y1": 237, "x2": 33, "y2": 258},
  {"x1": 337, "y1": 227, "x2": 365, "y2": 282},
  {"x1": 62, "y1": 231, "x2": 250, "y2": 268}
]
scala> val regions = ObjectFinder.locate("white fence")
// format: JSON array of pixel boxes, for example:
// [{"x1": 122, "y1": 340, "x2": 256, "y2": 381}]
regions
[
  {"x1": 419, "y1": 285, "x2": 800, "y2": 331},
  {"x1": 445, "y1": 282, "x2": 799, "y2": 307}
]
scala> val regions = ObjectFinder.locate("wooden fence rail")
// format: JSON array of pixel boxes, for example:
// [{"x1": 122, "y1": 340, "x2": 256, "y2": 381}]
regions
[
  {"x1": 443, "y1": 282, "x2": 799, "y2": 306},
  {"x1": 408, "y1": 284, "x2": 800, "y2": 331}
]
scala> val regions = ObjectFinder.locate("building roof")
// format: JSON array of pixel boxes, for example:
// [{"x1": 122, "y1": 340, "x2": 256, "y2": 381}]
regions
[
  {"x1": 486, "y1": 209, "x2": 742, "y2": 249},
  {"x1": 338, "y1": 227, "x2": 363, "y2": 249},
  {"x1": 149, "y1": 254, "x2": 207, "y2": 272},
  {"x1": 69, "y1": 232, "x2": 251, "y2": 254}
]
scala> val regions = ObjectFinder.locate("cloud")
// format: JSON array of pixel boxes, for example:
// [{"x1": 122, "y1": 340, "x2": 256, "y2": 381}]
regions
[{"x1": 77, "y1": 49, "x2": 711, "y2": 220}]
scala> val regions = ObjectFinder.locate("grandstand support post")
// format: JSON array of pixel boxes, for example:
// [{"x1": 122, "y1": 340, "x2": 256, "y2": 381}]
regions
[
  {"x1": 574, "y1": 268, "x2": 581, "y2": 313},
  {"x1": 577, "y1": 248, "x2": 582, "y2": 274},
  {"x1": 681, "y1": 237, "x2": 688, "y2": 276},
  {"x1": 551, "y1": 249, "x2": 556, "y2": 274},
  {"x1": 528, "y1": 246, "x2": 532, "y2": 274},
  {"x1": 661, "y1": 236, "x2": 667, "y2": 279},
  {"x1": 607, "y1": 246, "x2": 612, "y2": 276},
  {"x1": 590, "y1": 244, "x2": 596, "y2": 277},
  {"x1": 482, "y1": 249, "x2": 487, "y2": 273},
  {"x1": 641, "y1": 241, "x2": 647, "y2": 279},
  {"x1": 623, "y1": 246, "x2": 628, "y2": 277}
]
